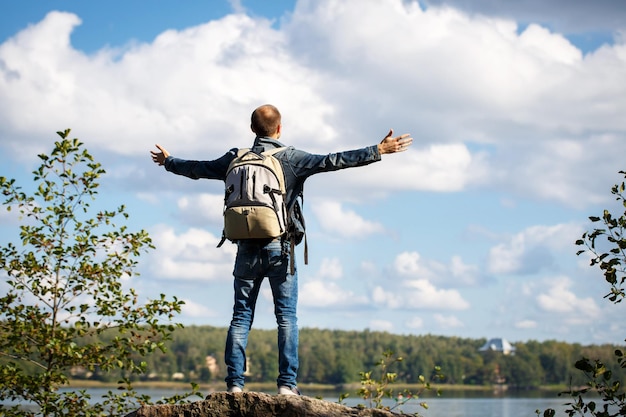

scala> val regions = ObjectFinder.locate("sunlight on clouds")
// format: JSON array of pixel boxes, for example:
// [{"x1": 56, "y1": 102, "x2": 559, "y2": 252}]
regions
[
  {"x1": 394, "y1": 252, "x2": 422, "y2": 276},
  {"x1": 1, "y1": 1, "x2": 625, "y2": 208},
  {"x1": 149, "y1": 225, "x2": 235, "y2": 281},
  {"x1": 0, "y1": 11, "x2": 87, "y2": 154},
  {"x1": 286, "y1": 0, "x2": 626, "y2": 207},
  {"x1": 343, "y1": 143, "x2": 477, "y2": 193},
  {"x1": 181, "y1": 298, "x2": 218, "y2": 319},
  {"x1": 372, "y1": 279, "x2": 469, "y2": 310},
  {"x1": 288, "y1": 0, "x2": 585, "y2": 113},
  {"x1": 406, "y1": 144, "x2": 475, "y2": 191},
  {"x1": 487, "y1": 223, "x2": 582, "y2": 275},
  {"x1": 0, "y1": 10, "x2": 334, "y2": 159},
  {"x1": 393, "y1": 251, "x2": 446, "y2": 283},
  {"x1": 505, "y1": 137, "x2": 623, "y2": 208},
  {"x1": 312, "y1": 200, "x2": 384, "y2": 238},
  {"x1": 519, "y1": 24, "x2": 582, "y2": 64},
  {"x1": 300, "y1": 280, "x2": 367, "y2": 308},
  {"x1": 317, "y1": 257, "x2": 343, "y2": 280},
  {"x1": 536, "y1": 276, "x2": 601, "y2": 321},
  {"x1": 394, "y1": 252, "x2": 480, "y2": 286},
  {"x1": 177, "y1": 193, "x2": 224, "y2": 227}
]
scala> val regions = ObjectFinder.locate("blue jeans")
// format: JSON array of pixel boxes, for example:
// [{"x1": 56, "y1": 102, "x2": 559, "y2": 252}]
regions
[{"x1": 225, "y1": 239, "x2": 299, "y2": 389}]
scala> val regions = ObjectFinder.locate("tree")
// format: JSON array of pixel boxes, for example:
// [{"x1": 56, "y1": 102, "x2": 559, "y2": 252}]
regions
[
  {"x1": 542, "y1": 170, "x2": 626, "y2": 417},
  {"x1": 0, "y1": 130, "x2": 196, "y2": 416}
]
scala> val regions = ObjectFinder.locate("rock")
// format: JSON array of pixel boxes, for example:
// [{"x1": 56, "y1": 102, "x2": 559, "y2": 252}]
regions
[{"x1": 125, "y1": 391, "x2": 405, "y2": 417}]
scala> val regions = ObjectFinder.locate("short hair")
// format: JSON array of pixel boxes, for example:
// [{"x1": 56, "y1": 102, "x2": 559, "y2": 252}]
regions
[{"x1": 251, "y1": 104, "x2": 281, "y2": 136}]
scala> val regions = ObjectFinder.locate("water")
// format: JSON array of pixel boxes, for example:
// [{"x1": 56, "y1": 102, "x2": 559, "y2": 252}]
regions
[
  {"x1": 3, "y1": 388, "x2": 576, "y2": 417},
  {"x1": 339, "y1": 397, "x2": 571, "y2": 417}
]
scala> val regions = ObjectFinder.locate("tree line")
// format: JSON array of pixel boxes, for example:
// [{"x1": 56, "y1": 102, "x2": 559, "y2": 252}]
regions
[{"x1": 67, "y1": 325, "x2": 624, "y2": 389}]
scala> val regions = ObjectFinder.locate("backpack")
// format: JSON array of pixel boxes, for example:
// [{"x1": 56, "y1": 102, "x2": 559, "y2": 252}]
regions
[
  {"x1": 217, "y1": 146, "x2": 309, "y2": 274},
  {"x1": 219, "y1": 147, "x2": 288, "y2": 242}
]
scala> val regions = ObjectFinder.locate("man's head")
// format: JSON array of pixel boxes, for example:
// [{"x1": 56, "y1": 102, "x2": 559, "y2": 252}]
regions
[{"x1": 251, "y1": 104, "x2": 281, "y2": 138}]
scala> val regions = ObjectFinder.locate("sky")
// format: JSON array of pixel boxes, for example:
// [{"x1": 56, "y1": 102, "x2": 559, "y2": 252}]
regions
[{"x1": 1, "y1": 0, "x2": 625, "y2": 346}]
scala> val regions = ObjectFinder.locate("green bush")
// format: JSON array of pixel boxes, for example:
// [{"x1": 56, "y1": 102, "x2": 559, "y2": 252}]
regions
[{"x1": 0, "y1": 130, "x2": 199, "y2": 417}]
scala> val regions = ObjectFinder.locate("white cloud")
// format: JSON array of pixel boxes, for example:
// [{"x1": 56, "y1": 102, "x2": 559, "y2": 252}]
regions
[
  {"x1": 487, "y1": 223, "x2": 582, "y2": 275},
  {"x1": 372, "y1": 279, "x2": 470, "y2": 310},
  {"x1": 394, "y1": 252, "x2": 423, "y2": 276},
  {"x1": 317, "y1": 257, "x2": 343, "y2": 280},
  {"x1": 177, "y1": 193, "x2": 224, "y2": 226},
  {"x1": 337, "y1": 143, "x2": 481, "y2": 193},
  {"x1": 181, "y1": 298, "x2": 218, "y2": 319},
  {"x1": 1, "y1": 2, "x2": 625, "y2": 208},
  {"x1": 393, "y1": 251, "x2": 481, "y2": 286},
  {"x1": 285, "y1": 0, "x2": 626, "y2": 206},
  {"x1": 299, "y1": 280, "x2": 368, "y2": 308},
  {"x1": 536, "y1": 276, "x2": 601, "y2": 324},
  {"x1": 148, "y1": 225, "x2": 236, "y2": 281},
  {"x1": 393, "y1": 252, "x2": 447, "y2": 283},
  {"x1": 312, "y1": 200, "x2": 385, "y2": 238},
  {"x1": 0, "y1": 10, "x2": 334, "y2": 161}
]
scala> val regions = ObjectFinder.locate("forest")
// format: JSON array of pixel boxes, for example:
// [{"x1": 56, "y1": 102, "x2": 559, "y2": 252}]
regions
[{"x1": 72, "y1": 325, "x2": 625, "y2": 389}]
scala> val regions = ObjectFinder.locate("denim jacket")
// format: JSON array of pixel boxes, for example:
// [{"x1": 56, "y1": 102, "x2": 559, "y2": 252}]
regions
[{"x1": 163, "y1": 136, "x2": 382, "y2": 213}]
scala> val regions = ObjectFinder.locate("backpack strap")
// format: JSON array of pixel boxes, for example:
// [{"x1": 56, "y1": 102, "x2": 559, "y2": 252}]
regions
[
  {"x1": 287, "y1": 193, "x2": 308, "y2": 275},
  {"x1": 262, "y1": 146, "x2": 306, "y2": 274},
  {"x1": 299, "y1": 194, "x2": 308, "y2": 266},
  {"x1": 217, "y1": 149, "x2": 249, "y2": 248},
  {"x1": 288, "y1": 235, "x2": 307, "y2": 275},
  {"x1": 217, "y1": 232, "x2": 227, "y2": 248}
]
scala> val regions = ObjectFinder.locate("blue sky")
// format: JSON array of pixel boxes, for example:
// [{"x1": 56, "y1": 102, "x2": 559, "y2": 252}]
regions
[{"x1": 1, "y1": 0, "x2": 626, "y2": 345}]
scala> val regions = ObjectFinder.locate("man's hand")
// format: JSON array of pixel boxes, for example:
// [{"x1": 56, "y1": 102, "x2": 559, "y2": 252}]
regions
[
  {"x1": 151, "y1": 144, "x2": 170, "y2": 166},
  {"x1": 377, "y1": 129, "x2": 413, "y2": 155}
]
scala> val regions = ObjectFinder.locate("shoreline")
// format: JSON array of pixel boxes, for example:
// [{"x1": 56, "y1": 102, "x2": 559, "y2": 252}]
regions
[{"x1": 67, "y1": 379, "x2": 566, "y2": 394}]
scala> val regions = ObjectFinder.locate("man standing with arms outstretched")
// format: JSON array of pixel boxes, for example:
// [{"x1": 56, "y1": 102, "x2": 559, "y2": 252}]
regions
[{"x1": 150, "y1": 104, "x2": 413, "y2": 395}]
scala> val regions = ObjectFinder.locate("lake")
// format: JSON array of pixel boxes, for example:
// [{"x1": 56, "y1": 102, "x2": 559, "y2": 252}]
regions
[
  {"x1": 350, "y1": 397, "x2": 571, "y2": 417},
  {"x1": 38, "y1": 387, "x2": 574, "y2": 417},
  {"x1": 4, "y1": 385, "x2": 591, "y2": 417}
]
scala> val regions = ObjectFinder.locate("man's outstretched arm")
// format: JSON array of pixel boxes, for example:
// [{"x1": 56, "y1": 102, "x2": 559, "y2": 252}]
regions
[
  {"x1": 377, "y1": 129, "x2": 413, "y2": 155},
  {"x1": 149, "y1": 144, "x2": 235, "y2": 180}
]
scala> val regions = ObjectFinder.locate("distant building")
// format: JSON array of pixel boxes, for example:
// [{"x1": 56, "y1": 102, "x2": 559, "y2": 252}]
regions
[{"x1": 479, "y1": 338, "x2": 516, "y2": 355}]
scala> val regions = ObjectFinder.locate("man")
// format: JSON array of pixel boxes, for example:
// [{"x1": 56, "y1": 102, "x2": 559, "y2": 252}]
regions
[{"x1": 150, "y1": 104, "x2": 413, "y2": 395}]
